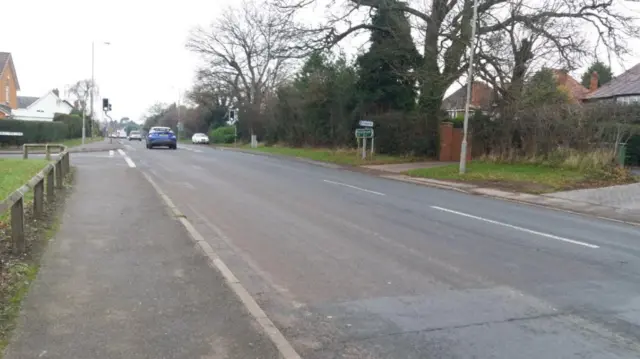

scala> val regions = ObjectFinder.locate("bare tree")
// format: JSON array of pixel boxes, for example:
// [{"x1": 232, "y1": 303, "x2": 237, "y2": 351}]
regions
[
  {"x1": 66, "y1": 79, "x2": 97, "y2": 117},
  {"x1": 186, "y1": 0, "x2": 303, "y2": 133},
  {"x1": 275, "y1": 0, "x2": 639, "y2": 154}
]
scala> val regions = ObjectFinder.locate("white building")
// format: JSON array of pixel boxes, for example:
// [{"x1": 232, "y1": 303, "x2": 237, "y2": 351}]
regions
[{"x1": 12, "y1": 90, "x2": 74, "y2": 121}]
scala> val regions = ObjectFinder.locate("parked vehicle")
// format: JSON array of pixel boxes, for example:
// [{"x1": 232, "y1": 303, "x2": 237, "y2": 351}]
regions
[
  {"x1": 191, "y1": 133, "x2": 210, "y2": 144},
  {"x1": 146, "y1": 126, "x2": 177, "y2": 149}
]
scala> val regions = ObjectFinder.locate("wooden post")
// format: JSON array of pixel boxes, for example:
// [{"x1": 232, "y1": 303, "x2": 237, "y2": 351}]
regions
[
  {"x1": 34, "y1": 179, "x2": 44, "y2": 218},
  {"x1": 64, "y1": 153, "x2": 70, "y2": 174},
  {"x1": 22, "y1": 145, "x2": 28, "y2": 160},
  {"x1": 11, "y1": 197, "x2": 25, "y2": 254},
  {"x1": 45, "y1": 145, "x2": 51, "y2": 161},
  {"x1": 55, "y1": 161, "x2": 63, "y2": 188},
  {"x1": 47, "y1": 168, "x2": 55, "y2": 202}
]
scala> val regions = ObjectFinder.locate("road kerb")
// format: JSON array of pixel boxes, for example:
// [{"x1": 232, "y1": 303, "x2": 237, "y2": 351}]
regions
[{"x1": 141, "y1": 171, "x2": 302, "y2": 359}]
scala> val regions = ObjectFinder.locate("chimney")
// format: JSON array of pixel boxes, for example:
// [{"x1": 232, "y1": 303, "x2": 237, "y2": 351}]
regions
[
  {"x1": 556, "y1": 69, "x2": 568, "y2": 85},
  {"x1": 52, "y1": 88, "x2": 59, "y2": 97},
  {"x1": 470, "y1": 82, "x2": 479, "y2": 107},
  {"x1": 589, "y1": 71, "x2": 599, "y2": 92}
]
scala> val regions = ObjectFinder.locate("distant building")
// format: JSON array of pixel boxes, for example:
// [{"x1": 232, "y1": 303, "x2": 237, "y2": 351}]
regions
[
  {"x1": 0, "y1": 52, "x2": 20, "y2": 119},
  {"x1": 584, "y1": 63, "x2": 640, "y2": 104},
  {"x1": 12, "y1": 90, "x2": 74, "y2": 121},
  {"x1": 442, "y1": 82, "x2": 494, "y2": 119}
]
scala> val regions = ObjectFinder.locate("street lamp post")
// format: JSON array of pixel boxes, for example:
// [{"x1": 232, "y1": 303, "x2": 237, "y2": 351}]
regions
[
  {"x1": 459, "y1": 0, "x2": 479, "y2": 174},
  {"x1": 86, "y1": 41, "x2": 110, "y2": 145}
]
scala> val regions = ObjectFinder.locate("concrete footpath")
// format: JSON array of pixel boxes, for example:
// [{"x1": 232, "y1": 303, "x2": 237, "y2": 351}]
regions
[{"x1": 3, "y1": 154, "x2": 279, "y2": 358}]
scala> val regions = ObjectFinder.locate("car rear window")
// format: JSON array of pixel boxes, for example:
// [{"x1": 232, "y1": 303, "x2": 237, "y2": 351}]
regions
[{"x1": 151, "y1": 127, "x2": 171, "y2": 132}]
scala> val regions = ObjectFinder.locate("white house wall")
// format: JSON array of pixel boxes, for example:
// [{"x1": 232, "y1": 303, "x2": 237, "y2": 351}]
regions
[{"x1": 13, "y1": 92, "x2": 73, "y2": 121}]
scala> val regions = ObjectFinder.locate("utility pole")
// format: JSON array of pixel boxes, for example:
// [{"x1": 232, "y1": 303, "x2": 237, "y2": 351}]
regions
[
  {"x1": 459, "y1": 0, "x2": 479, "y2": 174},
  {"x1": 86, "y1": 41, "x2": 94, "y2": 146}
]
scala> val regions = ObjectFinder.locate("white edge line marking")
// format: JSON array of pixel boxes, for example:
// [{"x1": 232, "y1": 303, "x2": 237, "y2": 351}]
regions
[
  {"x1": 431, "y1": 206, "x2": 599, "y2": 249},
  {"x1": 117, "y1": 149, "x2": 136, "y2": 168},
  {"x1": 323, "y1": 179, "x2": 385, "y2": 196},
  {"x1": 141, "y1": 172, "x2": 302, "y2": 359}
]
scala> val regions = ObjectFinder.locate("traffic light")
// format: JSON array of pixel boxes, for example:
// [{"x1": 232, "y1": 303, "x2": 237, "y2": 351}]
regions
[{"x1": 102, "y1": 98, "x2": 109, "y2": 111}]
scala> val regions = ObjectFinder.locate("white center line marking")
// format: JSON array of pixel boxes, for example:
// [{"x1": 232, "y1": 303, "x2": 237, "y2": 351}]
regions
[
  {"x1": 117, "y1": 149, "x2": 136, "y2": 168},
  {"x1": 323, "y1": 179, "x2": 385, "y2": 196},
  {"x1": 431, "y1": 206, "x2": 599, "y2": 249}
]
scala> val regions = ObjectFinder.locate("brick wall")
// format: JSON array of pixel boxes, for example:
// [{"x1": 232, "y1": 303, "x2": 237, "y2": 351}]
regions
[{"x1": 439, "y1": 122, "x2": 472, "y2": 161}]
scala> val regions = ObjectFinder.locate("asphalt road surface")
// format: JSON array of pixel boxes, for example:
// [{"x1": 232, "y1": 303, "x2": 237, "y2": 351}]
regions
[{"x1": 119, "y1": 140, "x2": 640, "y2": 358}]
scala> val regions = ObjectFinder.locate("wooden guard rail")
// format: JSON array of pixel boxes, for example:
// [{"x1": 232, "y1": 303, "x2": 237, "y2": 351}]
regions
[{"x1": 0, "y1": 144, "x2": 70, "y2": 254}]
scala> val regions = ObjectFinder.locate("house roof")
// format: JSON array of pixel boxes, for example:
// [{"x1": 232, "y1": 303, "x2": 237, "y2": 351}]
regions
[
  {"x1": 442, "y1": 82, "x2": 494, "y2": 110},
  {"x1": 586, "y1": 62, "x2": 640, "y2": 100},
  {"x1": 0, "y1": 103, "x2": 11, "y2": 115},
  {"x1": 0, "y1": 52, "x2": 20, "y2": 90},
  {"x1": 17, "y1": 96, "x2": 39, "y2": 109},
  {"x1": 552, "y1": 69, "x2": 589, "y2": 102}
]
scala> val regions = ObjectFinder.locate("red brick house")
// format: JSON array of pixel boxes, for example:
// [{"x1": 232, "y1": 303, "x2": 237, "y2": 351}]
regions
[{"x1": 0, "y1": 52, "x2": 20, "y2": 119}]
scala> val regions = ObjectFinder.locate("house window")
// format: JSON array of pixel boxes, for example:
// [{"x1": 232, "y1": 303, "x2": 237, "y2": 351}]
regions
[
  {"x1": 4, "y1": 85, "x2": 8, "y2": 104},
  {"x1": 616, "y1": 95, "x2": 640, "y2": 105}
]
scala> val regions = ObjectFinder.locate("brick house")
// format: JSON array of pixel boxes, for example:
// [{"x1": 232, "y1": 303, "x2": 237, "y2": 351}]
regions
[
  {"x1": 0, "y1": 52, "x2": 20, "y2": 119},
  {"x1": 441, "y1": 82, "x2": 494, "y2": 119},
  {"x1": 552, "y1": 69, "x2": 590, "y2": 103},
  {"x1": 584, "y1": 63, "x2": 640, "y2": 104}
]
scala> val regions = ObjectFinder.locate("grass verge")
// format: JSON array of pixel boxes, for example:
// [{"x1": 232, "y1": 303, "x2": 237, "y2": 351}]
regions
[
  {"x1": 0, "y1": 168, "x2": 73, "y2": 357},
  {"x1": 219, "y1": 144, "x2": 424, "y2": 166},
  {"x1": 0, "y1": 159, "x2": 48, "y2": 201},
  {"x1": 406, "y1": 161, "x2": 636, "y2": 194}
]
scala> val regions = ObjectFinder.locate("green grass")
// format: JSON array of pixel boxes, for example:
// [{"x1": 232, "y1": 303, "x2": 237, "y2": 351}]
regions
[
  {"x1": 0, "y1": 159, "x2": 49, "y2": 201},
  {"x1": 226, "y1": 144, "x2": 422, "y2": 166},
  {"x1": 406, "y1": 161, "x2": 589, "y2": 193}
]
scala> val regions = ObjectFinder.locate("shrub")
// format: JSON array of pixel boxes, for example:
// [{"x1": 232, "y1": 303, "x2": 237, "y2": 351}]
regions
[
  {"x1": 209, "y1": 126, "x2": 236, "y2": 144},
  {"x1": 53, "y1": 113, "x2": 83, "y2": 138},
  {"x1": 0, "y1": 119, "x2": 68, "y2": 147}
]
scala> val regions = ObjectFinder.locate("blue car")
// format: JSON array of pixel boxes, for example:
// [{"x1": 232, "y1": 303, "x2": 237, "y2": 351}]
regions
[{"x1": 146, "y1": 126, "x2": 177, "y2": 149}]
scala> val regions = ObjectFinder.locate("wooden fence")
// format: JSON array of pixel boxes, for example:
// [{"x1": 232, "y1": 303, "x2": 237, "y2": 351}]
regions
[{"x1": 0, "y1": 144, "x2": 70, "y2": 254}]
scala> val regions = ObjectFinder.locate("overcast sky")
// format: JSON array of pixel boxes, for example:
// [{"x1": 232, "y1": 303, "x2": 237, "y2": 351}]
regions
[{"x1": 4, "y1": 0, "x2": 640, "y2": 124}]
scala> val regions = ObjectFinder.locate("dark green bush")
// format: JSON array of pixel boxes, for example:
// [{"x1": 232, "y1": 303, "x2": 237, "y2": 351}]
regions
[
  {"x1": 0, "y1": 119, "x2": 68, "y2": 147},
  {"x1": 209, "y1": 126, "x2": 236, "y2": 144},
  {"x1": 53, "y1": 113, "x2": 83, "y2": 138}
]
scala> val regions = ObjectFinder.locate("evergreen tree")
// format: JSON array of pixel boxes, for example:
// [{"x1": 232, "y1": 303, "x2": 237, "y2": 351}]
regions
[
  {"x1": 581, "y1": 61, "x2": 613, "y2": 89},
  {"x1": 355, "y1": 0, "x2": 422, "y2": 114}
]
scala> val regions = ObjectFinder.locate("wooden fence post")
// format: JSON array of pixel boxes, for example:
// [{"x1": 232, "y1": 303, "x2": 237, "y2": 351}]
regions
[
  {"x1": 55, "y1": 161, "x2": 63, "y2": 188},
  {"x1": 34, "y1": 179, "x2": 44, "y2": 218},
  {"x1": 45, "y1": 145, "x2": 51, "y2": 161},
  {"x1": 11, "y1": 197, "x2": 25, "y2": 254},
  {"x1": 22, "y1": 145, "x2": 28, "y2": 160},
  {"x1": 64, "y1": 152, "x2": 70, "y2": 174},
  {"x1": 47, "y1": 168, "x2": 55, "y2": 202}
]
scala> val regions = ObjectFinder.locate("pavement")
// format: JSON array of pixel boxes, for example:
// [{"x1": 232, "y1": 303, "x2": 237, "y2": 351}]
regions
[
  {"x1": 3, "y1": 149, "x2": 280, "y2": 359},
  {"x1": 5, "y1": 139, "x2": 640, "y2": 358}
]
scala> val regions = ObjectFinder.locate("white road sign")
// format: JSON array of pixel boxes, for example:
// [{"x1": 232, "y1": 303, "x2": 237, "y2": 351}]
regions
[{"x1": 359, "y1": 120, "x2": 374, "y2": 127}]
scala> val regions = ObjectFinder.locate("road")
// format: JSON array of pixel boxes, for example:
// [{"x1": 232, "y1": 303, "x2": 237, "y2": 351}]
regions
[{"x1": 118, "y1": 140, "x2": 640, "y2": 358}]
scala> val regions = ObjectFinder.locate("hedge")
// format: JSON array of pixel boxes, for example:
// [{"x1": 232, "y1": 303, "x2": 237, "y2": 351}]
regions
[
  {"x1": 53, "y1": 113, "x2": 83, "y2": 138},
  {"x1": 0, "y1": 119, "x2": 68, "y2": 147},
  {"x1": 209, "y1": 126, "x2": 236, "y2": 144}
]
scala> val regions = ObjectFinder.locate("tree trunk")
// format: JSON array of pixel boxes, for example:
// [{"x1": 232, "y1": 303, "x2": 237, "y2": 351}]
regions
[{"x1": 418, "y1": 77, "x2": 446, "y2": 157}]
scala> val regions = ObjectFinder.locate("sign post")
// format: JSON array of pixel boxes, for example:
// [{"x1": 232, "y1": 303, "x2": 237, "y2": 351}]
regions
[{"x1": 354, "y1": 127, "x2": 374, "y2": 160}]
